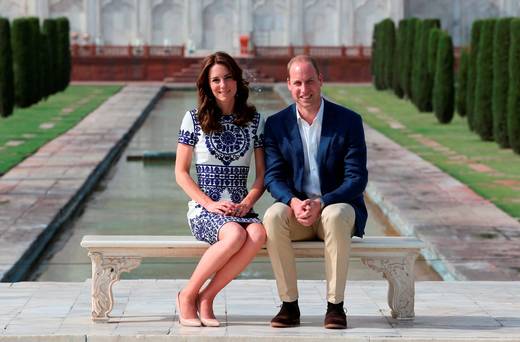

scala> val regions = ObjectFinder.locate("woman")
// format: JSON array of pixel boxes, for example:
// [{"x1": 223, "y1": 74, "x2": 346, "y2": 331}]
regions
[{"x1": 175, "y1": 51, "x2": 266, "y2": 327}]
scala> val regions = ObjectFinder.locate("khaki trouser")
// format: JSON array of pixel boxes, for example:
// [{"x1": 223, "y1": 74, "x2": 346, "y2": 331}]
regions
[{"x1": 264, "y1": 202, "x2": 355, "y2": 304}]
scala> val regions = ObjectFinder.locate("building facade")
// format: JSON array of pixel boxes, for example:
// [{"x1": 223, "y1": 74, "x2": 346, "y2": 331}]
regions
[{"x1": 1, "y1": 0, "x2": 519, "y2": 54}]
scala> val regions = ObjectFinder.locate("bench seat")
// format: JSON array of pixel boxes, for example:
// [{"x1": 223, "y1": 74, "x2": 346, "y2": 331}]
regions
[{"x1": 81, "y1": 235, "x2": 425, "y2": 322}]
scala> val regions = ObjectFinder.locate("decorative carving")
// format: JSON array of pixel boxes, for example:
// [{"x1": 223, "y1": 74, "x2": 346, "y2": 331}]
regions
[
  {"x1": 362, "y1": 253, "x2": 417, "y2": 320},
  {"x1": 151, "y1": 0, "x2": 184, "y2": 45},
  {"x1": 303, "y1": 0, "x2": 338, "y2": 45},
  {"x1": 89, "y1": 252, "x2": 141, "y2": 321}
]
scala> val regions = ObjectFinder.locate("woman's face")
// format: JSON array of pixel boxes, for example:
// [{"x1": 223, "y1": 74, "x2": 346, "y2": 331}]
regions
[{"x1": 208, "y1": 63, "x2": 237, "y2": 111}]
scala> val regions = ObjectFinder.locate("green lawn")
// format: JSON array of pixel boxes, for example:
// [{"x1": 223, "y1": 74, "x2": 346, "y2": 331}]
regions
[
  {"x1": 323, "y1": 85, "x2": 520, "y2": 221},
  {"x1": 0, "y1": 85, "x2": 121, "y2": 175}
]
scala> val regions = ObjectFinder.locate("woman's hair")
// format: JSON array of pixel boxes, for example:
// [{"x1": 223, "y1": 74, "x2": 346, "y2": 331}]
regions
[{"x1": 196, "y1": 51, "x2": 257, "y2": 134}]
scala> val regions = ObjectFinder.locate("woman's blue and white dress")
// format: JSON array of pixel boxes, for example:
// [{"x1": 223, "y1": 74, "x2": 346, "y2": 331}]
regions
[{"x1": 177, "y1": 109, "x2": 264, "y2": 244}]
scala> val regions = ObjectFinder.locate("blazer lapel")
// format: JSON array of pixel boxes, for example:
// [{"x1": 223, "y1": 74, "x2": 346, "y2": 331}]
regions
[{"x1": 288, "y1": 105, "x2": 305, "y2": 188}]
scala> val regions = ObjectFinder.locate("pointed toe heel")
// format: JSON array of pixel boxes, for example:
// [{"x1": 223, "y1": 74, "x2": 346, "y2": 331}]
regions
[{"x1": 176, "y1": 292, "x2": 201, "y2": 327}]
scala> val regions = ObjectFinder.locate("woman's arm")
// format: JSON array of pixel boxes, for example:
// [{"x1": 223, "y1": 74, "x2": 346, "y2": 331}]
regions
[
  {"x1": 236, "y1": 147, "x2": 265, "y2": 217},
  {"x1": 175, "y1": 143, "x2": 236, "y2": 215}
]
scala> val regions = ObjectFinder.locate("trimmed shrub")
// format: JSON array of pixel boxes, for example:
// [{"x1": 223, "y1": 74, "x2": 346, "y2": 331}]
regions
[
  {"x1": 508, "y1": 19, "x2": 520, "y2": 154},
  {"x1": 428, "y1": 28, "x2": 441, "y2": 76},
  {"x1": 410, "y1": 19, "x2": 424, "y2": 105},
  {"x1": 467, "y1": 20, "x2": 484, "y2": 131},
  {"x1": 56, "y1": 17, "x2": 71, "y2": 92},
  {"x1": 492, "y1": 17, "x2": 513, "y2": 148},
  {"x1": 0, "y1": 17, "x2": 14, "y2": 117},
  {"x1": 40, "y1": 31, "x2": 50, "y2": 101},
  {"x1": 42, "y1": 18, "x2": 58, "y2": 95},
  {"x1": 392, "y1": 19, "x2": 406, "y2": 98},
  {"x1": 474, "y1": 19, "x2": 497, "y2": 141},
  {"x1": 382, "y1": 18, "x2": 396, "y2": 89},
  {"x1": 433, "y1": 31, "x2": 454, "y2": 124},
  {"x1": 11, "y1": 18, "x2": 32, "y2": 108},
  {"x1": 456, "y1": 48, "x2": 469, "y2": 117},
  {"x1": 372, "y1": 22, "x2": 385, "y2": 90},
  {"x1": 412, "y1": 19, "x2": 441, "y2": 112},
  {"x1": 27, "y1": 17, "x2": 41, "y2": 105},
  {"x1": 403, "y1": 18, "x2": 419, "y2": 99}
]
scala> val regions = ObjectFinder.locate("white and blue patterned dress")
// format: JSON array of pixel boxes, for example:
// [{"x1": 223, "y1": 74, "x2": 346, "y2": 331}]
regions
[{"x1": 178, "y1": 109, "x2": 264, "y2": 244}]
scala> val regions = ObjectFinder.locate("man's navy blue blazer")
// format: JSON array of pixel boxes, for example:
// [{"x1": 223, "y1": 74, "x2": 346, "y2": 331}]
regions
[{"x1": 264, "y1": 98, "x2": 368, "y2": 237}]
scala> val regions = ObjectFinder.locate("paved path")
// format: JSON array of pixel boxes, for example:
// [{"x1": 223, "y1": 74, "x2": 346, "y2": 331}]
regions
[
  {"x1": 0, "y1": 85, "x2": 163, "y2": 281},
  {"x1": 1, "y1": 280, "x2": 520, "y2": 341}
]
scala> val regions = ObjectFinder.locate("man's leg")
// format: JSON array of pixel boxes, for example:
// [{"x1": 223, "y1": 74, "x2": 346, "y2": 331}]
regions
[
  {"x1": 317, "y1": 203, "x2": 355, "y2": 329},
  {"x1": 264, "y1": 202, "x2": 315, "y2": 327}
]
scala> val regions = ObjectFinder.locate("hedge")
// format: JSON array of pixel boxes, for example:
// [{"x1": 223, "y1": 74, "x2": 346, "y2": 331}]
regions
[
  {"x1": 456, "y1": 48, "x2": 469, "y2": 117},
  {"x1": 433, "y1": 31, "x2": 454, "y2": 124},
  {"x1": 392, "y1": 19, "x2": 406, "y2": 98},
  {"x1": 412, "y1": 19, "x2": 441, "y2": 112},
  {"x1": 42, "y1": 19, "x2": 58, "y2": 95},
  {"x1": 508, "y1": 19, "x2": 520, "y2": 154},
  {"x1": 28, "y1": 17, "x2": 41, "y2": 105},
  {"x1": 474, "y1": 19, "x2": 496, "y2": 141},
  {"x1": 56, "y1": 17, "x2": 71, "y2": 92},
  {"x1": 11, "y1": 18, "x2": 32, "y2": 108},
  {"x1": 403, "y1": 18, "x2": 419, "y2": 99},
  {"x1": 492, "y1": 17, "x2": 513, "y2": 148},
  {"x1": 466, "y1": 20, "x2": 483, "y2": 132},
  {"x1": 0, "y1": 17, "x2": 14, "y2": 117},
  {"x1": 382, "y1": 18, "x2": 396, "y2": 90}
]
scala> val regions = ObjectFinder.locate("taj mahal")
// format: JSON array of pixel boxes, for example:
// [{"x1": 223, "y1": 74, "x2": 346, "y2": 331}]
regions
[{"x1": 1, "y1": 0, "x2": 520, "y2": 54}]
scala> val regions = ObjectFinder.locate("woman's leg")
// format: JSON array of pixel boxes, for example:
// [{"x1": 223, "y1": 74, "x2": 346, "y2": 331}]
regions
[
  {"x1": 198, "y1": 223, "x2": 266, "y2": 319},
  {"x1": 179, "y1": 222, "x2": 247, "y2": 319}
]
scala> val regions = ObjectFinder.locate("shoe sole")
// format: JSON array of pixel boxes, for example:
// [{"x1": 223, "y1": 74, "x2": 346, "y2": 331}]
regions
[
  {"x1": 270, "y1": 321, "x2": 300, "y2": 328},
  {"x1": 324, "y1": 323, "x2": 347, "y2": 329}
]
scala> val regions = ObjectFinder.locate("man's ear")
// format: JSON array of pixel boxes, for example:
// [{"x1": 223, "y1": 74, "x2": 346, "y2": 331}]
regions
[
  {"x1": 286, "y1": 77, "x2": 291, "y2": 89},
  {"x1": 318, "y1": 73, "x2": 324, "y2": 86}
]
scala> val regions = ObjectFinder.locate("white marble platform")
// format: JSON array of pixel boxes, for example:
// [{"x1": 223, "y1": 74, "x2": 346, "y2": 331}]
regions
[{"x1": 1, "y1": 280, "x2": 519, "y2": 341}]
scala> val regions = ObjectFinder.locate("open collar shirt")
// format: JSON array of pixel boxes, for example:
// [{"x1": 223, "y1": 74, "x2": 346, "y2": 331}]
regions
[{"x1": 296, "y1": 97, "x2": 324, "y2": 199}]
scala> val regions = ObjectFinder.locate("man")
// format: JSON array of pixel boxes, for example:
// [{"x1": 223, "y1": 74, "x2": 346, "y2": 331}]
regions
[{"x1": 263, "y1": 55, "x2": 368, "y2": 329}]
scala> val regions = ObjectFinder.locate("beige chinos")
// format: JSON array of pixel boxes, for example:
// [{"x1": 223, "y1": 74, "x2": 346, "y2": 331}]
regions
[{"x1": 264, "y1": 202, "x2": 356, "y2": 304}]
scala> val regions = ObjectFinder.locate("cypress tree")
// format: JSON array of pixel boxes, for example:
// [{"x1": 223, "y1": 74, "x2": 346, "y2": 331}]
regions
[
  {"x1": 428, "y1": 28, "x2": 441, "y2": 77},
  {"x1": 433, "y1": 31, "x2": 454, "y2": 124},
  {"x1": 492, "y1": 17, "x2": 513, "y2": 148},
  {"x1": 410, "y1": 19, "x2": 424, "y2": 105},
  {"x1": 456, "y1": 48, "x2": 469, "y2": 117},
  {"x1": 42, "y1": 19, "x2": 58, "y2": 96},
  {"x1": 474, "y1": 19, "x2": 496, "y2": 141},
  {"x1": 467, "y1": 20, "x2": 483, "y2": 131},
  {"x1": 382, "y1": 18, "x2": 396, "y2": 90},
  {"x1": 508, "y1": 19, "x2": 520, "y2": 154},
  {"x1": 0, "y1": 17, "x2": 14, "y2": 117},
  {"x1": 399, "y1": 19, "x2": 410, "y2": 98},
  {"x1": 392, "y1": 19, "x2": 406, "y2": 98},
  {"x1": 373, "y1": 22, "x2": 385, "y2": 90},
  {"x1": 40, "y1": 31, "x2": 50, "y2": 101},
  {"x1": 413, "y1": 19, "x2": 441, "y2": 112},
  {"x1": 11, "y1": 18, "x2": 32, "y2": 108},
  {"x1": 27, "y1": 17, "x2": 41, "y2": 105},
  {"x1": 403, "y1": 18, "x2": 418, "y2": 99},
  {"x1": 56, "y1": 17, "x2": 71, "y2": 92}
]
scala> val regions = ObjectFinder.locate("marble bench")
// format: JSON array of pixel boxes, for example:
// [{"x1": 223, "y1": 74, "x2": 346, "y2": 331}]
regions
[{"x1": 80, "y1": 235, "x2": 425, "y2": 322}]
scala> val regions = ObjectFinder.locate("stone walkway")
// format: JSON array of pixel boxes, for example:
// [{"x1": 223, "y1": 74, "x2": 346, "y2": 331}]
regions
[
  {"x1": 1, "y1": 280, "x2": 520, "y2": 341},
  {"x1": 0, "y1": 85, "x2": 163, "y2": 281}
]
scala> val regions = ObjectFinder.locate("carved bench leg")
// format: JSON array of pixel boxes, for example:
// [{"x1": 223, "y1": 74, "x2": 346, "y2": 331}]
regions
[
  {"x1": 88, "y1": 252, "x2": 142, "y2": 322},
  {"x1": 362, "y1": 253, "x2": 418, "y2": 320}
]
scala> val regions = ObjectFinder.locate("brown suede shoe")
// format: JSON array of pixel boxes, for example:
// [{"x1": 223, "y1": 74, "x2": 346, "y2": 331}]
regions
[
  {"x1": 270, "y1": 300, "x2": 300, "y2": 328},
  {"x1": 324, "y1": 301, "x2": 347, "y2": 329}
]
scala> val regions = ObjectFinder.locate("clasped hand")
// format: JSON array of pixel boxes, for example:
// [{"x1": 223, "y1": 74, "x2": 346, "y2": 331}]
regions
[
  {"x1": 290, "y1": 198, "x2": 321, "y2": 227},
  {"x1": 205, "y1": 200, "x2": 252, "y2": 217}
]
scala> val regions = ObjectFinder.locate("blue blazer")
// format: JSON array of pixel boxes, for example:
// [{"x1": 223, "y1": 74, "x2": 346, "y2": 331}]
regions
[{"x1": 264, "y1": 99, "x2": 368, "y2": 237}]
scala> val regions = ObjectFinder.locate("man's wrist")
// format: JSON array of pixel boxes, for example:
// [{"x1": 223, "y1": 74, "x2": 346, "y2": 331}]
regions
[{"x1": 319, "y1": 198, "x2": 325, "y2": 210}]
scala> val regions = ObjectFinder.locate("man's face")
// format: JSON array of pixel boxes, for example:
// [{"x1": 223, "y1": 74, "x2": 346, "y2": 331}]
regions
[{"x1": 287, "y1": 61, "x2": 323, "y2": 112}]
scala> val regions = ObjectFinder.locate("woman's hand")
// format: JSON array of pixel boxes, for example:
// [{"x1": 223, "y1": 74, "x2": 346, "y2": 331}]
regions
[
  {"x1": 234, "y1": 200, "x2": 253, "y2": 217},
  {"x1": 204, "y1": 200, "x2": 237, "y2": 215}
]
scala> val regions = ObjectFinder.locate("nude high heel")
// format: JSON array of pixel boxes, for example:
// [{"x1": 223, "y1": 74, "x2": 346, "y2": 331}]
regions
[
  {"x1": 197, "y1": 297, "x2": 221, "y2": 327},
  {"x1": 176, "y1": 292, "x2": 201, "y2": 327}
]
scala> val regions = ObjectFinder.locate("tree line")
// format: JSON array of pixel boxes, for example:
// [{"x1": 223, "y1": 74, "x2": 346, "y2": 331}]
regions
[
  {"x1": 0, "y1": 16, "x2": 71, "y2": 118},
  {"x1": 372, "y1": 17, "x2": 520, "y2": 154}
]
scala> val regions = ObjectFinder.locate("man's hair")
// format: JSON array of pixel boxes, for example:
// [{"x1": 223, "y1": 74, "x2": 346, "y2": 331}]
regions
[{"x1": 287, "y1": 55, "x2": 321, "y2": 78}]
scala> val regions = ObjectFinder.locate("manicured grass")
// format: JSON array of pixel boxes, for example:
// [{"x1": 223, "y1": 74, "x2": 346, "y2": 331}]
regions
[
  {"x1": 0, "y1": 85, "x2": 121, "y2": 175},
  {"x1": 323, "y1": 85, "x2": 520, "y2": 221}
]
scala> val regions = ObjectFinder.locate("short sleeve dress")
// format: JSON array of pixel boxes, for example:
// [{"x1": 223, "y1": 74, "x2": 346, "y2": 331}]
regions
[{"x1": 177, "y1": 109, "x2": 264, "y2": 244}]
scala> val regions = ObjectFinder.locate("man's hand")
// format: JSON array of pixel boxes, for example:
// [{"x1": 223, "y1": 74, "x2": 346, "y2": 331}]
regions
[{"x1": 290, "y1": 198, "x2": 322, "y2": 227}]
